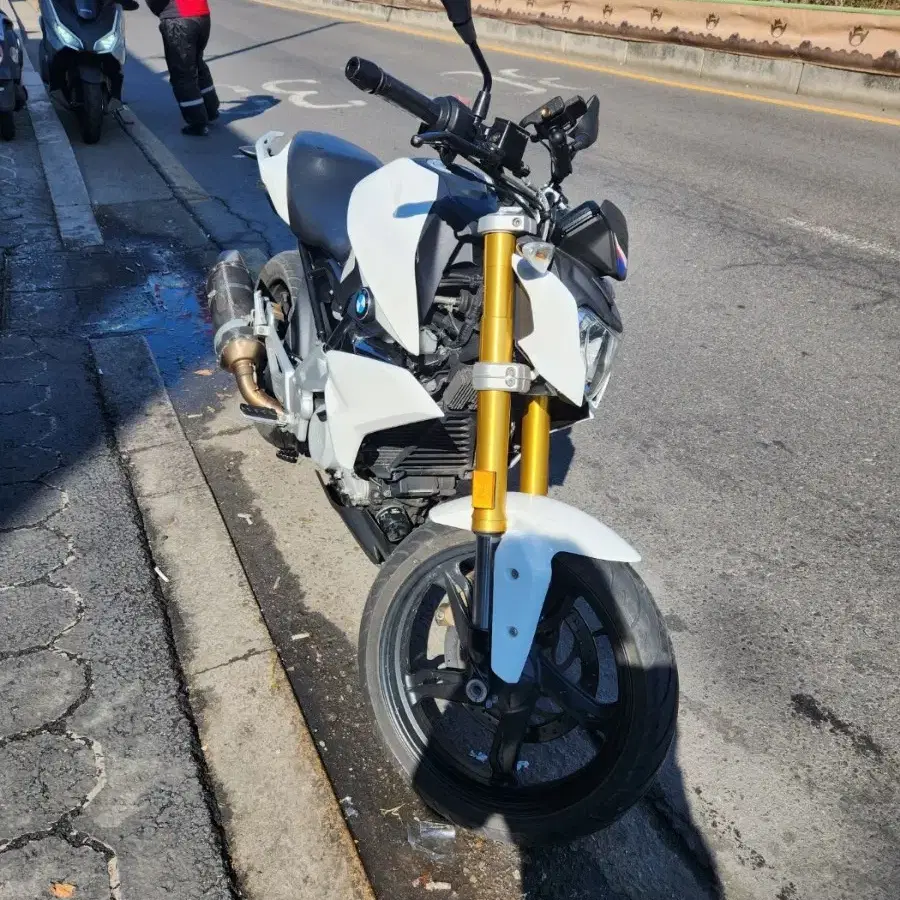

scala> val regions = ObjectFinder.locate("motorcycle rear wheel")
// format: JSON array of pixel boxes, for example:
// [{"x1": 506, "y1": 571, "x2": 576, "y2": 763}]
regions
[{"x1": 359, "y1": 521, "x2": 678, "y2": 844}]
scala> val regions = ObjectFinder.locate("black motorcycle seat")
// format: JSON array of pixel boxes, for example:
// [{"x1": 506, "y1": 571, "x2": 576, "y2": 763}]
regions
[{"x1": 286, "y1": 132, "x2": 382, "y2": 262}]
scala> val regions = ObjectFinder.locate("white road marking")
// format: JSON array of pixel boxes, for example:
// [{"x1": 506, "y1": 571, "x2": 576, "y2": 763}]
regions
[
  {"x1": 782, "y1": 217, "x2": 899, "y2": 262},
  {"x1": 262, "y1": 78, "x2": 319, "y2": 94},
  {"x1": 442, "y1": 68, "x2": 586, "y2": 95},
  {"x1": 216, "y1": 83, "x2": 253, "y2": 96},
  {"x1": 262, "y1": 78, "x2": 366, "y2": 109},
  {"x1": 288, "y1": 91, "x2": 367, "y2": 110}
]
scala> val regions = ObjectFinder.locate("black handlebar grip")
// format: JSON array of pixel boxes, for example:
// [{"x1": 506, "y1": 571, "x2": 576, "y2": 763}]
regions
[
  {"x1": 345, "y1": 57, "x2": 383, "y2": 93},
  {"x1": 345, "y1": 57, "x2": 440, "y2": 128}
]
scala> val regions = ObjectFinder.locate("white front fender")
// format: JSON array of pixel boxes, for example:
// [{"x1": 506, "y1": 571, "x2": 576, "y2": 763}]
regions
[{"x1": 429, "y1": 493, "x2": 640, "y2": 683}]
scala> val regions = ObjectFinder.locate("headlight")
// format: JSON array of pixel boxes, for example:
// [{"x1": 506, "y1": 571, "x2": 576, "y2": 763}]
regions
[
  {"x1": 578, "y1": 307, "x2": 619, "y2": 408},
  {"x1": 52, "y1": 19, "x2": 83, "y2": 50},
  {"x1": 42, "y1": 0, "x2": 84, "y2": 51},
  {"x1": 94, "y1": 10, "x2": 124, "y2": 56}
]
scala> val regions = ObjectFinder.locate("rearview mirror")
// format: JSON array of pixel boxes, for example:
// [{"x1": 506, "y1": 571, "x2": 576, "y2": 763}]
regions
[
  {"x1": 570, "y1": 95, "x2": 600, "y2": 153},
  {"x1": 441, "y1": 0, "x2": 477, "y2": 45}
]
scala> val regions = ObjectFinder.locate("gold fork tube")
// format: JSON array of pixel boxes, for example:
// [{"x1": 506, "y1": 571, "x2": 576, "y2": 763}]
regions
[
  {"x1": 519, "y1": 395, "x2": 550, "y2": 496},
  {"x1": 471, "y1": 231, "x2": 517, "y2": 535}
]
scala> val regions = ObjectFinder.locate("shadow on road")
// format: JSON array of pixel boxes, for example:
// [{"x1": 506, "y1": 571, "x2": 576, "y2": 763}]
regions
[
  {"x1": 205, "y1": 21, "x2": 344, "y2": 62},
  {"x1": 218, "y1": 93, "x2": 280, "y2": 122}
]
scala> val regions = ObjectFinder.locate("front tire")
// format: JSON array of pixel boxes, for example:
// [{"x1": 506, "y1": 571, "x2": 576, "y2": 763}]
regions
[
  {"x1": 359, "y1": 521, "x2": 678, "y2": 844},
  {"x1": 79, "y1": 81, "x2": 105, "y2": 144}
]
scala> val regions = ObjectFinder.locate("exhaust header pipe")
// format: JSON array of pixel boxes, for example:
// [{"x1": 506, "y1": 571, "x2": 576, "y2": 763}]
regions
[{"x1": 206, "y1": 251, "x2": 283, "y2": 414}]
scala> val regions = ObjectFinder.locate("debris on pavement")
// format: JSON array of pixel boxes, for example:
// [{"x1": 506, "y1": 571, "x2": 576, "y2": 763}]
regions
[
  {"x1": 339, "y1": 796, "x2": 359, "y2": 818},
  {"x1": 468, "y1": 749, "x2": 488, "y2": 763},
  {"x1": 412, "y1": 874, "x2": 453, "y2": 891},
  {"x1": 291, "y1": 632, "x2": 311, "y2": 641},
  {"x1": 237, "y1": 513, "x2": 253, "y2": 525},
  {"x1": 50, "y1": 884, "x2": 76, "y2": 899},
  {"x1": 380, "y1": 802, "x2": 406, "y2": 819},
  {"x1": 272, "y1": 575, "x2": 281, "y2": 590},
  {"x1": 193, "y1": 368, "x2": 214, "y2": 376},
  {"x1": 154, "y1": 566, "x2": 170, "y2": 584},
  {"x1": 517, "y1": 760, "x2": 530, "y2": 772},
  {"x1": 407, "y1": 820, "x2": 457, "y2": 861}
]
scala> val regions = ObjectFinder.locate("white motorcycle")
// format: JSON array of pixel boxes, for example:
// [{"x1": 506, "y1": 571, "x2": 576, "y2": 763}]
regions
[{"x1": 206, "y1": 0, "x2": 677, "y2": 843}]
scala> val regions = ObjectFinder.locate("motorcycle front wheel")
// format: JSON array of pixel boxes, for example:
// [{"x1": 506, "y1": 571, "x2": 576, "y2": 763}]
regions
[
  {"x1": 359, "y1": 521, "x2": 678, "y2": 844},
  {"x1": 78, "y1": 81, "x2": 105, "y2": 145}
]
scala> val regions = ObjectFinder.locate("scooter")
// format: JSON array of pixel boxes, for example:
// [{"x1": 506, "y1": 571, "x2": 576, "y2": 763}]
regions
[
  {"x1": 0, "y1": 15, "x2": 27, "y2": 141},
  {"x1": 38, "y1": 0, "x2": 125, "y2": 144}
]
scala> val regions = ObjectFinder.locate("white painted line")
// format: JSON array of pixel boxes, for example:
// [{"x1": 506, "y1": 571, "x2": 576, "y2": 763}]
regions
[
  {"x1": 262, "y1": 78, "x2": 367, "y2": 109},
  {"x1": 7, "y1": 2, "x2": 103, "y2": 248},
  {"x1": 781, "y1": 217, "x2": 900, "y2": 263}
]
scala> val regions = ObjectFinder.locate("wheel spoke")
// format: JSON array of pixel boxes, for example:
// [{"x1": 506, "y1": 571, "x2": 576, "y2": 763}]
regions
[
  {"x1": 441, "y1": 564, "x2": 472, "y2": 649},
  {"x1": 552, "y1": 620, "x2": 580, "y2": 671},
  {"x1": 403, "y1": 666, "x2": 468, "y2": 705},
  {"x1": 489, "y1": 690, "x2": 538, "y2": 784},
  {"x1": 539, "y1": 653, "x2": 617, "y2": 736}
]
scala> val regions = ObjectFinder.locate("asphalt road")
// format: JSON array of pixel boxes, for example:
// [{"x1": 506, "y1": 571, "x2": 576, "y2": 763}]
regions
[{"x1": 113, "y1": 3, "x2": 900, "y2": 898}]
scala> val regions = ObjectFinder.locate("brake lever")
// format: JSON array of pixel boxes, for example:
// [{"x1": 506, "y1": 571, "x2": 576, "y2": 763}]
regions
[
  {"x1": 412, "y1": 130, "x2": 503, "y2": 170},
  {"x1": 413, "y1": 130, "x2": 472, "y2": 154}
]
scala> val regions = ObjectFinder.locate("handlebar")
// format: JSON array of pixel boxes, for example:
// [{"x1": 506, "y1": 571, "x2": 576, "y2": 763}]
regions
[{"x1": 345, "y1": 58, "x2": 440, "y2": 129}]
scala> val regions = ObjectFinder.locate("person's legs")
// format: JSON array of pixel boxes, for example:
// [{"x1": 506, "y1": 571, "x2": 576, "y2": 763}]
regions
[
  {"x1": 196, "y1": 17, "x2": 219, "y2": 122},
  {"x1": 159, "y1": 17, "x2": 208, "y2": 134}
]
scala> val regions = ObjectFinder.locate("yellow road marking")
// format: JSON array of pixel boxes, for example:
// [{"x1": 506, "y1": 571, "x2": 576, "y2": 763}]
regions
[{"x1": 252, "y1": 0, "x2": 900, "y2": 128}]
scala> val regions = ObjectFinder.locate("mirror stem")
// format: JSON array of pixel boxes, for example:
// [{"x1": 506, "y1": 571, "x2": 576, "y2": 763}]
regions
[{"x1": 469, "y1": 41, "x2": 492, "y2": 121}]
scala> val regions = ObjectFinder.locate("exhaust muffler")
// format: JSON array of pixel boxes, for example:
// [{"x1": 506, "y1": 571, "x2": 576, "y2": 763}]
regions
[{"x1": 206, "y1": 251, "x2": 282, "y2": 414}]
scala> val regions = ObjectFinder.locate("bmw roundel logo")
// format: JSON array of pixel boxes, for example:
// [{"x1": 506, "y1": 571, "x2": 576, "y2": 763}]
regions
[{"x1": 353, "y1": 288, "x2": 372, "y2": 320}]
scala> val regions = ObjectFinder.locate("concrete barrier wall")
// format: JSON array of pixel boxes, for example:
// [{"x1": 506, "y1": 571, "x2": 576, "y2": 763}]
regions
[
  {"x1": 287, "y1": 0, "x2": 900, "y2": 109},
  {"x1": 455, "y1": 0, "x2": 900, "y2": 75}
]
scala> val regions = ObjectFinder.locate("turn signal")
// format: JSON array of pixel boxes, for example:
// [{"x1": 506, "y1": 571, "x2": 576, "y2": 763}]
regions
[{"x1": 517, "y1": 239, "x2": 555, "y2": 274}]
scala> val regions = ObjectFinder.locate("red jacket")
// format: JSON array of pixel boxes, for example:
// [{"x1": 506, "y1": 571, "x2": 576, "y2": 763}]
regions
[
  {"x1": 174, "y1": 0, "x2": 209, "y2": 15},
  {"x1": 147, "y1": 0, "x2": 209, "y2": 19}
]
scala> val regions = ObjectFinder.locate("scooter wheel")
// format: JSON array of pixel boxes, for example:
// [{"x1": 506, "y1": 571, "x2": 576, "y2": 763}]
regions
[
  {"x1": 79, "y1": 81, "x2": 105, "y2": 145},
  {"x1": 0, "y1": 111, "x2": 14, "y2": 141},
  {"x1": 359, "y1": 520, "x2": 679, "y2": 844}
]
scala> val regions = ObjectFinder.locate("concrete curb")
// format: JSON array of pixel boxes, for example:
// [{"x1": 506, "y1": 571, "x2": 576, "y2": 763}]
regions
[
  {"x1": 116, "y1": 110, "x2": 211, "y2": 207},
  {"x1": 91, "y1": 334, "x2": 376, "y2": 900},
  {"x1": 6, "y1": 0, "x2": 103, "y2": 248},
  {"x1": 263, "y1": 0, "x2": 900, "y2": 112},
  {"x1": 115, "y1": 107, "x2": 273, "y2": 253}
]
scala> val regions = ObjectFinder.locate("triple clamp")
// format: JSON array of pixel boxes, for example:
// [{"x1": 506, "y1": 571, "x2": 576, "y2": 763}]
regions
[{"x1": 472, "y1": 362, "x2": 532, "y2": 393}]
